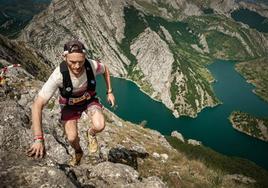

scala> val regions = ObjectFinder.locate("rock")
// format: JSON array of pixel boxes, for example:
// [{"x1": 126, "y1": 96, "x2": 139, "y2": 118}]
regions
[
  {"x1": 223, "y1": 174, "x2": 256, "y2": 185},
  {"x1": 152, "y1": 152, "x2": 160, "y2": 159},
  {"x1": 108, "y1": 145, "x2": 149, "y2": 170},
  {"x1": 160, "y1": 153, "x2": 169, "y2": 161},
  {"x1": 188, "y1": 139, "x2": 202, "y2": 146},
  {"x1": 20, "y1": 0, "x2": 129, "y2": 76},
  {"x1": 171, "y1": 131, "x2": 185, "y2": 142},
  {"x1": 169, "y1": 171, "x2": 181, "y2": 180},
  {"x1": 148, "y1": 129, "x2": 173, "y2": 150},
  {"x1": 89, "y1": 162, "x2": 167, "y2": 187},
  {"x1": 131, "y1": 145, "x2": 148, "y2": 155},
  {"x1": 0, "y1": 165, "x2": 76, "y2": 188},
  {"x1": 130, "y1": 28, "x2": 174, "y2": 110},
  {"x1": 89, "y1": 162, "x2": 139, "y2": 186},
  {"x1": 129, "y1": 176, "x2": 167, "y2": 188}
]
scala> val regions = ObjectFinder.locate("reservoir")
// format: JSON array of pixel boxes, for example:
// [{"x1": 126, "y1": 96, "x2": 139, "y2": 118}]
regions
[
  {"x1": 96, "y1": 60, "x2": 268, "y2": 170},
  {"x1": 231, "y1": 8, "x2": 268, "y2": 33}
]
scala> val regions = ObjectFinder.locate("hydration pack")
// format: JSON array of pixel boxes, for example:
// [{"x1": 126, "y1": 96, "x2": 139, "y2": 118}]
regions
[{"x1": 59, "y1": 59, "x2": 96, "y2": 103}]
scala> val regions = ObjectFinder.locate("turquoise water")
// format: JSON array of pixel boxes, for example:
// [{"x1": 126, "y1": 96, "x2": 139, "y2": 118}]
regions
[
  {"x1": 231, "y1": 8, "x2": 268, "y2": 33},
  {"x1": 96, "y1": 60, "x2": 268, "y2": 170}
]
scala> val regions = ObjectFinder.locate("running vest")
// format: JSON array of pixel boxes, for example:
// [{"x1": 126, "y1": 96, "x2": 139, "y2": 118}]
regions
[{"x1": 59, "y1": 59, "x2": 96, "y2": 105}]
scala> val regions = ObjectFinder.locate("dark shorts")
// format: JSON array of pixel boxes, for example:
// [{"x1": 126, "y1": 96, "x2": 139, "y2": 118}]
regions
[{"x1": 60, "y1": 98, "x2": 103, "y2": 121}]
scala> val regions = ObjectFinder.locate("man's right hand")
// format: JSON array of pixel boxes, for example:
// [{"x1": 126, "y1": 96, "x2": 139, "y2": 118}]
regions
[{"x1": 27, "y1": 142, "x2": 46, "y2": 159}]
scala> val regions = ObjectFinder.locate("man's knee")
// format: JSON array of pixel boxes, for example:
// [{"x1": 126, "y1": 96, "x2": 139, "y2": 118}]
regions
[
  {"x1": 92, "y1": 120, "x2": 105, "y2": 132},
  {"x1": 67, "y1": 133, "x2": 79, "y2": 143}
]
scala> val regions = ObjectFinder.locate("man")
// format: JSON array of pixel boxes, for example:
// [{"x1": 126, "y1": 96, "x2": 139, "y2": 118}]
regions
[{"x1": 27, "y1": 40, "x2": 115, "y2": 166}]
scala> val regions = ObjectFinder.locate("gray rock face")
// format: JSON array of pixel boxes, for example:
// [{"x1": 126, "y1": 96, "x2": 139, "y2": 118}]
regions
[
  {"x1": 130, "y1": 28, "x2": 174, "y2": 109},
  {"x1": 90, "y1": 162, "x2": 139, "y2": 185},
  {"x1": 88, "y1": 162, "x2": 166, "y2": 187},
  {"x1": 210, "y1": 0, "x2": 238, "y2": 15},
  {"x1": 0, "y1": 35, "x2": 52, "y2": 81},
  {"x1": 20, "y1": 0, "x2": 129, "y2": 76},
  {"x1": 0, "y1": 65, "x2": 167, "y2": 187},
  {"x1": 188, "y1": 139, "x2": 202, "y2": 146},
  {"x1": 171, "y1": 131, "x2": 185, "y2": 143}
]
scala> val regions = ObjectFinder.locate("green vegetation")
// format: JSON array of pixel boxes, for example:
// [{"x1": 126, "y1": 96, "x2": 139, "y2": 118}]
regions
[
  {"x1": 229, "y1": 111, "x2": 268, "y2": 142},
  {"x1": 166, "y1": 136, "x2": 268, "y2": 187},
  {"x1": 0, "y1": 0, "x2": 51, "y2": 38},
  {"x1": 203, "y1": 8, "x2": 214, "y2": 14},
  {"x1": 235, "y1": 58, "x2": 268, "y2": 103},
  {"x1": 120, "y1": 5, "x2": 267, "y2": 117},
  {"x1": 0, "y1": 35, "x2": 52, "y2": 81},
  {"x1": 120, "y1": 7, "x2": 146, "y2": 67},
  {"x1": 121, "y1": 6, "x2": 218, "y2": 115},
  {"x1": 206, "y1": 31, "x2": 249, "y2": 59},
  {"x1": 185, "y1": 14, "x2": 268, "y2": 60}
]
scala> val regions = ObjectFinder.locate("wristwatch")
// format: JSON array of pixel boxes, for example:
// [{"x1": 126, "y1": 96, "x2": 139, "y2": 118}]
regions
[{"x1": 106, "y1": 89, "x2": 113, "y2": 94}]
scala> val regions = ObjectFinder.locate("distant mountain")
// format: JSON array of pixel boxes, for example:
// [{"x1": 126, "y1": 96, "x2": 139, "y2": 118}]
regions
[{"x1": 0, "y1": 0, "x2": 51, "y2": 38}]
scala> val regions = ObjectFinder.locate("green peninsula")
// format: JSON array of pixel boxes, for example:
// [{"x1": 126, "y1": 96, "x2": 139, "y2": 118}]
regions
[
  {"x1": 235, "y1": 58, "x2": 268, "y2": 103},
  {"x1": 229, "y1": 111, "x2": 268, "y2": 142}
]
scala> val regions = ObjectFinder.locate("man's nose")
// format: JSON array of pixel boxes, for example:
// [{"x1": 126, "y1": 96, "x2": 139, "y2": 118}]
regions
[{"x1": 74, "y1": 62, "x2": 80, "y2": 68}]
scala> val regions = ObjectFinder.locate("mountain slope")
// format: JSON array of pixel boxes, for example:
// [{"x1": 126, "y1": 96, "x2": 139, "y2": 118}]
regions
[
  {"x1": 19, "y1": 0, "x2": 268, "y2": 118},
  {"x1": 0, "y1": 0, "x2": 51, "y2": 38},
  {"x1": 1, "y1": 26, "x2": 268, "y2": 188},
  {"x1": 0, "y1": 34, "x2": 53, "y2": 80}
]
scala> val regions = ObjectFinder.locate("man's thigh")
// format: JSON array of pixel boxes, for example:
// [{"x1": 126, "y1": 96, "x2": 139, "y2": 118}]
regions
[{"x1": 87, "y1": 105, "x2": 105, "y2": 128}]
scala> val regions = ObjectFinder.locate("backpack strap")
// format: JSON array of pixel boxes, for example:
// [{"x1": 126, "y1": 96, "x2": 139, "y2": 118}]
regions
[
  {"x1": 84, "y1": 59, "x2": 96, "y2": 91},
  {"x1": 59, "y1": 59, "x2": 96, "y2": 100},
  {"x1": 59, "y1": 62, "x2": 73, "y2": 99}
]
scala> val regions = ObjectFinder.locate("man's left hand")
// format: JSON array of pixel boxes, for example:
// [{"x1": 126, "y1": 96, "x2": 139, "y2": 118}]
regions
[{"x1": 107, "y1": 93, "x2": 115, "y2": 107}]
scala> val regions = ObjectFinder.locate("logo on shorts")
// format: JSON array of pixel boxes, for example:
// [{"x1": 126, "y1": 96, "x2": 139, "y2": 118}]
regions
[{"x1": 66, "y1": 87, "x2": 72, "y2": 92}]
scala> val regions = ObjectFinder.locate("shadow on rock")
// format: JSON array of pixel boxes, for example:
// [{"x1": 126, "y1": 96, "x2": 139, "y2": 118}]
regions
[{"x1": 108, "y1": 147, "x2": 149, "y2": 170}]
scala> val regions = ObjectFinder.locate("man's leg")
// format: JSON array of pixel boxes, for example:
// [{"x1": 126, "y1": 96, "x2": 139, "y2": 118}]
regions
[
  {"x1": 63, "y1": 119, "x2": 83, "y2": 165},
  {"x1": 88, "y1": 106, "x2": 105, "y2": 135},
  {"x1": 64, "y1": 119, "x2": 82, "y2": 152},
  {"x1": 87, "y1": 106, "x2": 105, "y2": 153}
]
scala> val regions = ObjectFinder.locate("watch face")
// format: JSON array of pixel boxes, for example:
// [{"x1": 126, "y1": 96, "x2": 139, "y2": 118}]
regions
[
  {"x1": 91, "y1": 80, "x2": 95, "y2": 84},
  {"x1": 66, "y1": 87, "x2": 72, "y2": 92}
]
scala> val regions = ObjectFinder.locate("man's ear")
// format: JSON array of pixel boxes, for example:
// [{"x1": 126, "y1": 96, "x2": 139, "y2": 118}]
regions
[{"x1": 62, "y1": 54, "x2": 67, "y2": 61}]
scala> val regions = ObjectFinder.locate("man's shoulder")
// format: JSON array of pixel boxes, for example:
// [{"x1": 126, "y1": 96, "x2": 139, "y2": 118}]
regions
[{"x1": 48, "y1": 66, "x2": 62, "y2": 82}]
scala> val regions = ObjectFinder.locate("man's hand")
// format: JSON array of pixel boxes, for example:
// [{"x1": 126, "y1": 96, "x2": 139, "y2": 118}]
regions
[
  {"x1": 107, "y1": 93, "x2": 115, "y2": 107},
  {"x1": 27, "y1": 142, "x2": 46, "y2": 159}
]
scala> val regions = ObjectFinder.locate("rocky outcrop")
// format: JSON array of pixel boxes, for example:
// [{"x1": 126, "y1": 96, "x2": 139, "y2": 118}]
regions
[
  {"x1": 188, "y1": 139, "x2": 202, "y2": 146},
  {"x1": 171, "y1": 131, "x2": 185, "y2": 143},
  {"x1": 210, "y1": 0, "x2": 238, "y2": 15},
  {"x1": 0, "y1": 34, "x2": 53, "y2": 81},
  {"x1": 129, "y1": 27, "x2": 218, "y2": 118},
  {"x1": 19, "y1": 0, "x2": 129, "y2": 76},
  {"x1": 130, "y1": 28, "x2": 174, "y2": 109}
]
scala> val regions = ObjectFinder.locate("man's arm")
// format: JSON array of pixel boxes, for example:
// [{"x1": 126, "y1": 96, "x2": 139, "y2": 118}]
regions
[
  {"x1": 27, "y1": 67, "x2": 60, "y2": 159},
  {"x1": 27, "y1": 95, "x2": 47, "y2": 158},
  {"x1": 32, "y1": 95, "x2": 47, "y2": 137},
  {"x1": 103, "y1": 65, "x2": 115, "y2": 107}
]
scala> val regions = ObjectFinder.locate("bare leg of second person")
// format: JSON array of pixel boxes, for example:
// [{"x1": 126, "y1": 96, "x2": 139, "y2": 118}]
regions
[{"x1": 64, "y1": 119, "x2": 83, "y2": 166}]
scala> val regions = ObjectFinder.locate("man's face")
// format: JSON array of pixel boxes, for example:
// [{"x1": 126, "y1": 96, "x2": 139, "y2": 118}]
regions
[{"x1": 65, "y1": 52, "x2": 85, "y2": 76}]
